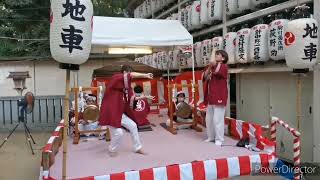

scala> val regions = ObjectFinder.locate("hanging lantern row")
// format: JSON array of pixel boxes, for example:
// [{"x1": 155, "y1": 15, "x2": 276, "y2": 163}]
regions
[
  {"x1": 134, "y1": 0, "x2": 176, "y2": 18},
  {"x1": 135, "y1": 17, "x2": 318, "y2": 70}
]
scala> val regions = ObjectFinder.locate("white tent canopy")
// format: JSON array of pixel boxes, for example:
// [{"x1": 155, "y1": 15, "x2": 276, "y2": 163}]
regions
[{"x1": 91, "y1": 16, "x2": 193, "y2": 50}]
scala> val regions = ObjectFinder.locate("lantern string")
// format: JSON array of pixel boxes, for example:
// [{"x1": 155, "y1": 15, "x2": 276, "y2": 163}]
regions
[{"x1": 0, "y1": 36, "x2": 48, "y2": 41}]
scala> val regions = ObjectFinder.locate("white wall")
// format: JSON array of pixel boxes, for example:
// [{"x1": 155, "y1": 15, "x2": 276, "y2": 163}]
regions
[{"x1": 0, "y1": 60, "x2": 105, "y2": 96}]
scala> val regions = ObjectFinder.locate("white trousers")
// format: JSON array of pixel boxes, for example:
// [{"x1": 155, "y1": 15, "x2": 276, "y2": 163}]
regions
[
  {"x1": 205, "y1": 105, "x2": 226, "y2": 142},
  {"x1": 108, "y1": 114, "x2": 142, "y2": 153}
]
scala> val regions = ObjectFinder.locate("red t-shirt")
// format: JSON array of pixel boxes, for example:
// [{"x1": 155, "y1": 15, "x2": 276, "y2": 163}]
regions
[{"x1": 125, "y1": 98, "x2": 150, "y2": 126}]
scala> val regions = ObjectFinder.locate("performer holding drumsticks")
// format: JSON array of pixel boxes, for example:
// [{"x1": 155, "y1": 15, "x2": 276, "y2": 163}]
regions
[
  {"x1": 99, "y1": 65, "x2": 154, "y2": 157},
  {"x1": 202, "y1": 50, "x2": 229, "y2": 146}
]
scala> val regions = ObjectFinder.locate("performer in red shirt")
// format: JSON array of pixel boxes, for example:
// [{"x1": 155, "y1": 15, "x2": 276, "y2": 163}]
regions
[
  {"x1": 99, "y1": 65, "x2": 153, "y2": 156},
  {"x1": 202, "y1": 50, "x2": 228, "y2": 146}
]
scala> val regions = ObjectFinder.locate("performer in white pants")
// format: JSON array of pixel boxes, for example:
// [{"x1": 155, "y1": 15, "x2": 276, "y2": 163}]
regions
[
  {"x1": 205, "y1": 105, "x2": 226, "y2": 144},
  {"x1": 108, "y1": 114, "x2": 142, "y2": 153},
  {"x1": 202, "y1": 50, "x2": 229, "y2": 146}
]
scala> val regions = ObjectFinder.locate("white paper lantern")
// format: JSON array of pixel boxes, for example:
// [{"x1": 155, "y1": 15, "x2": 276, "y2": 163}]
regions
[
  {"x1": 156, "y1": 52, "x2": 163, "y2": 70},
  {"x1": 285, "y1": 18, "x2": 319, "y2": 69},
  {"x1": 172, "y1": 50, "x2": 180, "y2": 70},
  {"x1": 238, "y1": 0, "x2": 254, "y2": 12},
  {"x1": 145, "y1": 0, "x2": 152, "y2": 17},
  {"x1": 251, "y1": 0, "x2": 271, "y2": 6},
  {"x1": 200, "y1": 0, "x2": 210, "y2": 25},
  {"x1": 212, "y1": 36, "x2": 224, "y2": 52},
  {"x1": 208, "y1": 0, "x2": 223, "y2": 21},
  {"x1": 142, "y1": 2, "x2": 147, "y2": 18},
  {"x1": 162, "y1": 52, "x2": 169, "y2": 70},
  {"x1": 151, "y1": 53, "x2": 158, "y2": 68},
  {"x1": 190, "y1": 1, "x2": 201, "y2": 30},
  {"x1": 249, "y1": 24, "x2": 269, "y2": 62},
  {"x1": 171, "y1": 13, "x2": 179, "y2": 20},
  {"x1": 147, "y1": 55, "x2": 153, "y2": 66},
  {"x1": 186, "y1": 5, "x2": 192, "y2": 30},
  {"x1": 178, "y1": 10, "x2": 185, "y2": 27},
  {"x1": 50, "y1": 0, "x2": 93, "y2": 65},
  {"x1": 168, "y1": 51, "x2": 174, "y2": 70},
  {"x1": 236, "y1": 28, "x2": 251, "y2": 63},
  {"x1": 194, "y1": 42, "x2": 203, "y2": 67},
  {"x1": 224, "y1": 32, "x2": 237, "y2": 64},
  {"x1": 201, "y1": 39, "x2": 212, "y2": 66},
  {"x1": 151, "y1": 0, "x2": 157, "y2": 13},
  {"x1": 268, "y1": 19, "x2": 288, "y2": 61},
  {"x1": 226, "y1": 0, "x2": 240, "y2": 15}
]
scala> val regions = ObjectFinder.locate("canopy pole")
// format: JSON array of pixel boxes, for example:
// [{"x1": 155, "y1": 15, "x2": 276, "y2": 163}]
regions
[{"x1": 191, "y1": 45, "x2": 195, "y2": 94}]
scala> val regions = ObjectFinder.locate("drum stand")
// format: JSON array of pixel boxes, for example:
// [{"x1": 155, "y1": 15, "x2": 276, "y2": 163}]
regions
[{"x1": 0, "y1": 105, "x2": 36, "y2": 155}]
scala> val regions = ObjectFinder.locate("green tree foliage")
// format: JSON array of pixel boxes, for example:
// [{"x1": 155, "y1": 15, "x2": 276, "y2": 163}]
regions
[{"x1": 0, "y1": 0, "x2": 128, "y2": 58}]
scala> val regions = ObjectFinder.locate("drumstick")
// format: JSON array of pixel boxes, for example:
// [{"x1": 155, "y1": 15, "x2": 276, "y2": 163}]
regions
[{"x1": 150, "y1": 123, "x2": 156, "y2": 127}]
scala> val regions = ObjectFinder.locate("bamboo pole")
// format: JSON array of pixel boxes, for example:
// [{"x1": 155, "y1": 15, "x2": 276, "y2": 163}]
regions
[{"x1": 62, "y1": 69, "x2": 70, "y2": 180}]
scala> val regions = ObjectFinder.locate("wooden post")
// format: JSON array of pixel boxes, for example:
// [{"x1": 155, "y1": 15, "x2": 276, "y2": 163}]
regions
[
  {"x1": 62, "y1": 69, "x2": 70, "y2": 180},
  {"x1": 73, "y1": 88, "x2": 80, "y2": 144},
  {"x1": 296, "y1": 74, "x2": 302, "y2": 131}
]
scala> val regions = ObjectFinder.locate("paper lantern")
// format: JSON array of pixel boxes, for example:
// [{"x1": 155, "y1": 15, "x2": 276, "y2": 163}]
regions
[
  {"x1": 268, "y1": 19, "x2": 288, "y2": 60},
  {"x1": 151, "y1": 0, "x2": 157, "y2": 13},
  {"x1": 151, "y1": 53, "x2": 158, "y2": 68},
  {"x1": 145, "y1": 0, "x2": 152, "y2": 17},
  {"x1": 212, "y1": 36, "x2": 224, "y2": 52},
  {"x1": 236, "y1": 28, "x2": 251, "y2": 63},
  {"x1": 200, "y1": 0, "x2": 210, "y2": 25},
  {"x1": 251, "y1": 0, "x2": 271, "y2": 7},
  {"x1": 142, "y1": 2, "x2": 147, "y2": 18},
  {"x1": 172, "y1": 50, "x2": 180, "y2": 70},
  {"x1": 201, "y1": 39, "x2": 212, "y2": 66},
  {"x1": 157, "y1": 52, "x2": 164, "y2": 70},
  {"x1": 50, "y1": 0, "x2": 93, "y2": 65},
  {"x1": 194, "y1": 42, "x2": 202, "y2": 67},
  {"x1": 191, "y1": 1, "x2": 201, "y2": 29},
  {"x1": 238, "y1": 0, "x2": 254, "y2": 12},
  {"x1": 168, "y1": 51, "x2": 174, "y2": 70},
  {"x1": 285, "y1": 18, "x2": 318, "y2": 69},
  {"x1": 249, "y1": 24, "x2": 269, "y2": 63},
  {"x1": 226, "y1": 0, "x2": 240, "y2": 15},
  {"x1": 186, "y1": 5, "x2": 192, "y2": 30},
  {"x1": 224, "y1": 32, "x2": 237, "y2": 64},
  {"x1": 208, "y1": 0, "x2": 223, "y2": 21},
  {"x1": 162, "y1": 52, "x2": 169, "y2": 70},
  {"x1": 171, "y1": 13, "x2": 179, "y2": 20}
]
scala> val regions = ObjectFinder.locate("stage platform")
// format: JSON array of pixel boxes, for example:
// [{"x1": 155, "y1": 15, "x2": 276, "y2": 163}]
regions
[{"x1": 42, "y1": 115, "x2": 278, "y2": 180}]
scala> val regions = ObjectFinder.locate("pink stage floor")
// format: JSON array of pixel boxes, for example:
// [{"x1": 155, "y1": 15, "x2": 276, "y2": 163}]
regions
[{"x1": 50, "y1": 115, "x2": 262, "y2": 179}]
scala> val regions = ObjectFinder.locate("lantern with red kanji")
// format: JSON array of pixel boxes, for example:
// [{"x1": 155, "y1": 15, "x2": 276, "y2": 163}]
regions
[
  {"x1": 268, "y1": 19, "x2": 288, "y2": 61},
  {"x1": 236, "y1": 28, "x2": 251, "y2": 63},
  {"x1": 50, "y1": 0, "x2": 93, "y2": 65},
  {"x1": 224, "y1": 32, "x2": 237, "y2": 64},
  {"x1": 200, "y1": 0, "x2": 210, "y2": 25},
  {"x1": 285, "y1": 18, "x2": 318, "y2": 69},
  {"x1": 208, "y1": 0, "x2": 223, "y2": 21},
  {"x1": 249, "y1": 24, "x2": 269, "y2": 63},
  {"x1": 191, "y1": 1, "x2": 202, "y2": 29},
  {"x1": 201, "y1": 39, "x2": 212, "y2": 66}
]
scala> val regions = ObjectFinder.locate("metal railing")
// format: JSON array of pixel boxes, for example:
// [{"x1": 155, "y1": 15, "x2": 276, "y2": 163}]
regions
[{"x1": 0, "y1": 95, "x2": 64, "y2": 130}]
